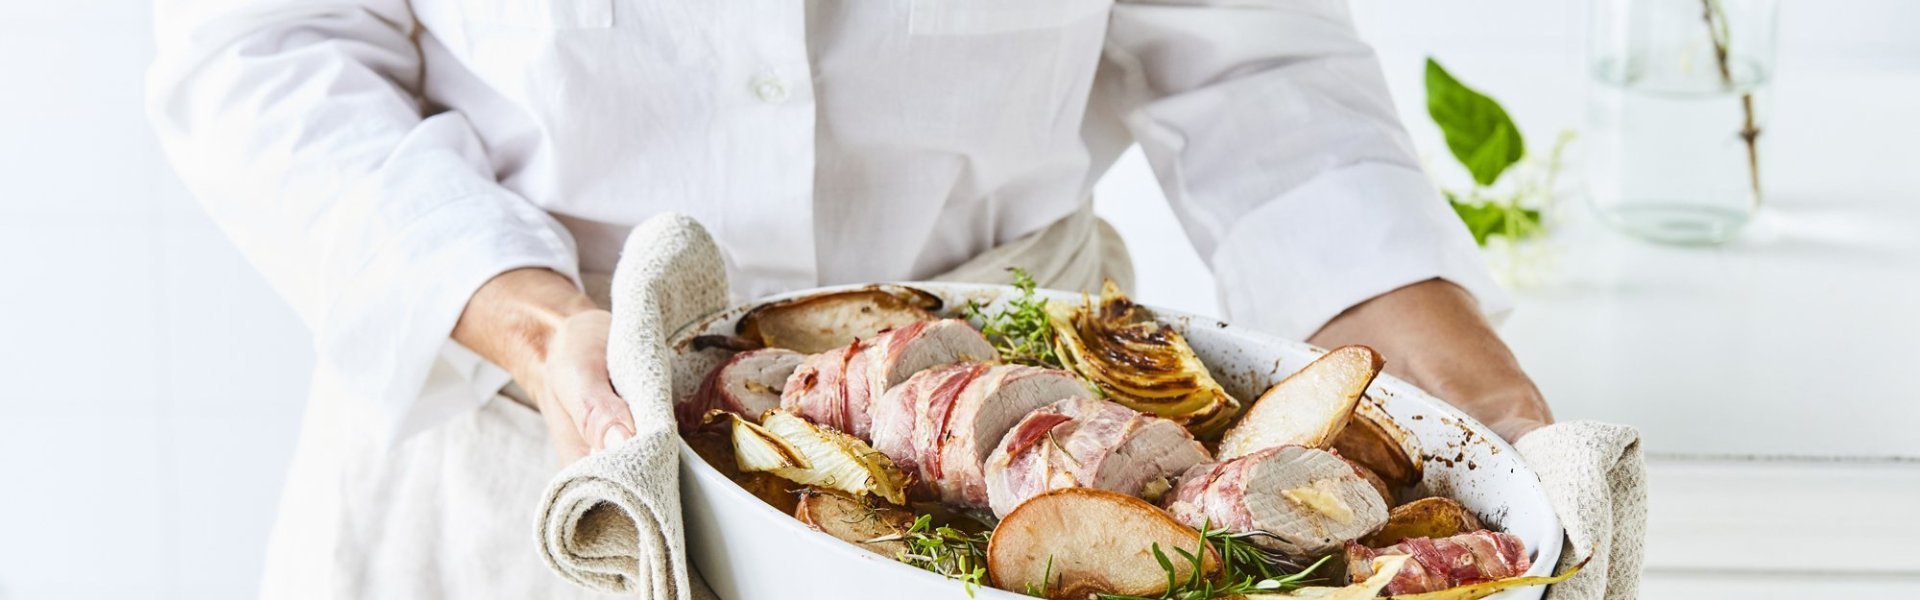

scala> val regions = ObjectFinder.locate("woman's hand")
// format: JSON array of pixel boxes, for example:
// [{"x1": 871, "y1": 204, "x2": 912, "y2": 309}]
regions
[
  {"x1": 1309, "y1": 279, "x2": 1553, "y2": 442},
  {"x1": 453, "y1": 268, "x2": 637, "y2": 464}
]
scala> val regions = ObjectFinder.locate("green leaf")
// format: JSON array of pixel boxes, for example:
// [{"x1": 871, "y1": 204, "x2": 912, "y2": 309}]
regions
[
  {"x1": 1450, "y1": 199, "x2": 1504, "y2": 246},
  {"x1": 1450, "y1": 197, "x2": 1543, "y2": 246},
  {"x1": 1426, "y1": 58, "x2": 1525, "y2": 186}
]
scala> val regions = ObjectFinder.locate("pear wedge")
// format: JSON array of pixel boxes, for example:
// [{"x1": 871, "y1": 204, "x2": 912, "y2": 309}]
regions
[{"x1": 1218, "y1": 345, "x2": 1383, "y2": 460}]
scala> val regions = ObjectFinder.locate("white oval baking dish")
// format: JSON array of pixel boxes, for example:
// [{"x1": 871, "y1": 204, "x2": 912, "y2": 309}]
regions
[{"x1": 668, "y1": 283, "x2": 1563, "y2": 600}]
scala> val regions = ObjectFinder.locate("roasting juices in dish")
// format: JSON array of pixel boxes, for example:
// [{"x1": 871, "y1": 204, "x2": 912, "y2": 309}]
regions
[{"x1": 675, "y1": 272, "x2": 1579, "y2": 599}]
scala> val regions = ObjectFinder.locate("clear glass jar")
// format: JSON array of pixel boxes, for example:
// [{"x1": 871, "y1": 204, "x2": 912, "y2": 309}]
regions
[{"x1": 1587, "y1": 0, "x2": 1778, "y2": 245}]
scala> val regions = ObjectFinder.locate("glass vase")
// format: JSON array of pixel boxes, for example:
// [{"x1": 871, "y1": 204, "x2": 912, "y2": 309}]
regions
[{"x1": 1587, "y1": 0, "x2": 1778, "y2": 245}]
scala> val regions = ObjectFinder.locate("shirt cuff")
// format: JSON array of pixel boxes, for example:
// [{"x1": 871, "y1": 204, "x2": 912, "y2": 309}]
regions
[
  {"x1": 312, "y1": 182, "x2": 579, "y2": 444},
  {"x1": 1209, "y1": 162, "x2": 1511, "y2": 341}
]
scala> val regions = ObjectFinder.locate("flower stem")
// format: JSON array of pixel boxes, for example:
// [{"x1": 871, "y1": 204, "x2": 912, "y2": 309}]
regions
[{"x1": 1701, "y1": 0, "x2": 1763, "y2": 210}]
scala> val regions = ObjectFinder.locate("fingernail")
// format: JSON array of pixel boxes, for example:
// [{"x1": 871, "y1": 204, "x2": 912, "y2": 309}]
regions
[{"x1": 601, "y1": 426, "x2": 632, "y2": 451}]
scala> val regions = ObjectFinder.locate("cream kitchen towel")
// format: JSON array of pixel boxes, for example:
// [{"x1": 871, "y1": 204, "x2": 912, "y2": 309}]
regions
[
  {"x1": 537, "y1": 213, "x2": 727, "y2": 600},
  {"x1": 1516, "y1": 421, "x2": 1648, "y2": 600}
]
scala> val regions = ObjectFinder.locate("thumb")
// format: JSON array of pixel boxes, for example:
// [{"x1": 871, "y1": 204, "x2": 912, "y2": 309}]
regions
[{"x1": 576, "y1": 380, "x2": 636, "y2": 453}]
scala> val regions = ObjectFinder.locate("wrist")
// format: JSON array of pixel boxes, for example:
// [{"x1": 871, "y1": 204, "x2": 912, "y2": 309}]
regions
[{"x1": 452, "y1": 268, "x2": 599, "y2": 385}]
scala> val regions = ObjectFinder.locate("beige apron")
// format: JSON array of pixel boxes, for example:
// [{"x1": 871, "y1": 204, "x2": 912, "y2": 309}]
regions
[{"x1": 258, "y1": 208, "x2": 1131, "y2": 599}]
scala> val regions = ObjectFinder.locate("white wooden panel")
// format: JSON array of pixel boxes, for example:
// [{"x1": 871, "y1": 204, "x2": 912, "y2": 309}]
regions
[
  {"x1": 1643, "y1": 570, "x2": 1920, "y2": 599},
  {"x1": 1645, "y1": 458, "x2": 1920, "y2": 574}
]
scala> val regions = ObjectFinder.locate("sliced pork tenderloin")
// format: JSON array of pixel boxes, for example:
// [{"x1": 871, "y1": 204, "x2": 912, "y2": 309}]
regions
[
  {"x1": 677, "y1": 348, "x2": 805, "y2": 432},
  {"x1": 871, "y1": 362, "x2": 989, "y2": 481},
  {"x1": 932, "y1": 365, "x2": 1094, "y2": 507},
  {"x1": 779, "y1": 340, "x2": 864, "y2": 434},
  {"x1": 1164, "y1": 445, "x2": 1389, "y2": 557},
  {"x1": 1344, "y1": 530, "x2": 1532, "y2": 595},
  {"x1": 780, "y1": 319, "x2": 994, "y2": 440},
  {"x1": 983, "y1": 397, "x2": 1211, "y2": 517}
]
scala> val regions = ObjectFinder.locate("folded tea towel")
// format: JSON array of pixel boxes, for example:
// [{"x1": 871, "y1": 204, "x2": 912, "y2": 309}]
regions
[
  {"x1": 1516, "y1": 421, "x2": 1648, "y2": 600},
  {"x1": 537, "y1": 213, "x2": 727, "y2": 599}
]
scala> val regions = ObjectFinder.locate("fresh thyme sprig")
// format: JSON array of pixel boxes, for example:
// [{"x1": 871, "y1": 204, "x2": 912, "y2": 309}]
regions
[
  {"x1": 963, "y1": 267, "x2": 1063, "y2": 368},
  {"x1": 879, "y1": 514, "x2": 993, "y2": 597},
  {"x1": 1093, "y1": 524, "x2": 1330, "y2": 600}
]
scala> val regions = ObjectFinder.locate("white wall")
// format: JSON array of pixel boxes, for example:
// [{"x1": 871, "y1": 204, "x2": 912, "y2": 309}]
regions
[
  {"x1": 0, "y1": 3, "x2": 312, "y2": 598},
  {"x1": 2, "y1": 1, "x2": 1916, "y2": 598}
]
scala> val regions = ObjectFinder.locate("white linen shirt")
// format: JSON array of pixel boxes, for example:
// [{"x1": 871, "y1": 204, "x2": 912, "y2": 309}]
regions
[{"x1": 148, "y1": 0, "x2": 1508, "y2": 442}]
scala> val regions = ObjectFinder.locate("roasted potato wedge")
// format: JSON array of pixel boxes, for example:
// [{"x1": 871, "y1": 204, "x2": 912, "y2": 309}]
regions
[
  {"x1": 988, "y1": 488, "x2": 1219, "y2": 599},
  {"x1": 684, "y1": 430, "x2": 800, "y2": 513},
  {"x1": 1219, "y1": 345, "x2": 1383, "y2": 459},
  {"x1": 728, "y1": 410, "x2": 910, "y2": 504},
  {"x1": 1361, "y1": 497, "x2": 1484, "y2": 547},
  {"x1": 1331, "y1": 397, "x2": 1423, "y2": 491},
  {"x1": 736, "y1": 286, "x2": 938, "y2": 353},
  {"x1": 794, "y1": 488, "x2": 914, "y2": 557}
]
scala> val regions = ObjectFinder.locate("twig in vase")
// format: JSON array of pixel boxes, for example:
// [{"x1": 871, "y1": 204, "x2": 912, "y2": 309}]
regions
[{"x1": 1701, "y1": 0, "x2": 1763, "y2": 209}]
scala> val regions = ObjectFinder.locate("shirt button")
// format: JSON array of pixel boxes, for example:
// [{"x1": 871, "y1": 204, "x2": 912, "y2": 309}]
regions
[{"x1": 753, "y1": 76, "x2": 791, "y2": 104}]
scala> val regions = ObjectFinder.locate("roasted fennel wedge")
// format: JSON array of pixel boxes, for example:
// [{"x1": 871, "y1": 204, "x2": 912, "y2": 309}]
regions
[
  {"x1": 1049, "y1": 281, "x2": 1240, "y2": 438},
  {"x1": 726, "y1": 410, "x2": 910, "y2": 504}
]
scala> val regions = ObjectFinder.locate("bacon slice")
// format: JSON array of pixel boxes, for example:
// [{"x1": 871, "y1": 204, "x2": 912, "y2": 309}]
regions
[
  {"x1": 678, "y1": 348, "x2": 805, "y2": 432},
  {"x1": 1344, "y1": 530, "x2": 1533, "y2": 595},
  {"x1": 984, "y1": 397, "x2": 1210, "y2": 518},
  {"x1": 1163, "y1": 445, "x2": 1388, "y2": 557},
  {"x1": 934, "y1": 365, "x2": 1094, "y2": 507},
  {"x1": 779, "y1": 319, "x2": 994, "y2": 440}
]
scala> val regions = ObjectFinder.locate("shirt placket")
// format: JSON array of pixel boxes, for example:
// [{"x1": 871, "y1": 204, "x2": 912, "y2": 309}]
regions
[{"x1": 719, "y1": 1, "x2": 818, "y2": 300}]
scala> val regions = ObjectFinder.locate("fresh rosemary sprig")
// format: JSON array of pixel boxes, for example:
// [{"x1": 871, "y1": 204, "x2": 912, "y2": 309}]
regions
[
  {"x1": 885, "y1": 514, "x2": 993, "y2": 597},
  {"x1": 1024, "y1": 556, "x2": 1057, "y2": 597},
  {"x1": 1093, "y1": 524, "x2": 1330, "y2": 600},
  {"x1": 963, "y1": 267, "x2": 1063, "y2": 368}
]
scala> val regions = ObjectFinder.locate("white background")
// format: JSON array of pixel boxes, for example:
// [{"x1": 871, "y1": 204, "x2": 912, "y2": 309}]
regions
[{"x1": 2, "y1": 1, "x2": 1917, "y2": 598}]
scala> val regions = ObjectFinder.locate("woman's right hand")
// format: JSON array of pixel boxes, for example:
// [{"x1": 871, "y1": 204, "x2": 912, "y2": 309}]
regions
[{"x1": 453, "y1": 268, "x2": 637, "y2": 464}]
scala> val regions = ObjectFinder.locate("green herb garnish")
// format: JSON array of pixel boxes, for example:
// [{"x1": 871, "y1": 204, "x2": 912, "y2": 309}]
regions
[
  {"x1": 1024, "y1": 556, "x2": 1057, "y2": 597},
  {"x1": 1095, "y1": 524, "x2": 1329, "y2": 600},
  {"x1": 890, "y1": 514, "x2": 993, "y2": 597},
  {"x1": 963, "y1": 267, "x2": 1063, "y2": 368}
]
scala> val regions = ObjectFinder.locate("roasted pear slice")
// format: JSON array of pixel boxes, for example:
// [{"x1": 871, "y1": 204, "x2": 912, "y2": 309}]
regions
[
  {"x1": 987, "y1": 488, "x2": 1219, "y2": 600},
  {"x1": 793, "y1": 488, "x2": 914, "y2": 557},
  {"x1": 1218, "y1": 345, "x2": 1383, "y2": 459},
  {"x1": 1049, "y1": 280, "x2": 1239, "y2": 438},
  {"x1": 736, "y1": 286, "x2": 938, "y2": 353},
  {"x1": 728, "y1": 410, "x2": 909, "y2": 504}
]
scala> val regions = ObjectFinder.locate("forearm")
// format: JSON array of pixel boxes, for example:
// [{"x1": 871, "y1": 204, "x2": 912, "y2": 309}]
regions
[
  {"x1": 1308, "y1": 279, "x2": 1552, "y2": 441},
  {"x1": 452, "y1": 268, "x2": 598, "y2": 393}
]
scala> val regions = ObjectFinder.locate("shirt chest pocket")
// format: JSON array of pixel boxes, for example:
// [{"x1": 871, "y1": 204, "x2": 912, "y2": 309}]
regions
[
  {"x1": 459, "y1": 0, "x2": 613, "y2": 29},
  {"x1": 908, "y1": 0, "x2": 1109, "y2": 36}
]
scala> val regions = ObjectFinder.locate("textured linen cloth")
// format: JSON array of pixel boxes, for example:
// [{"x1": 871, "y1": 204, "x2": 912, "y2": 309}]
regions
[
  {"x1": 537, "y1": 215, "x2": 724, "y2": 598},
  {"x1": 1516, "y1": 422, "x2": 1649, "y2": 600}
]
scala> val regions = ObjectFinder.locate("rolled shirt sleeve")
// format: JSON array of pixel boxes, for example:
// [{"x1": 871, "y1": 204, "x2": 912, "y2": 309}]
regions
[
  {"x1": 147, "y1": 0, "x2": 577, "y2": 441},
  {"x1": 1102, "y1": 0, "x2": 1511, "y2": 340}
]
